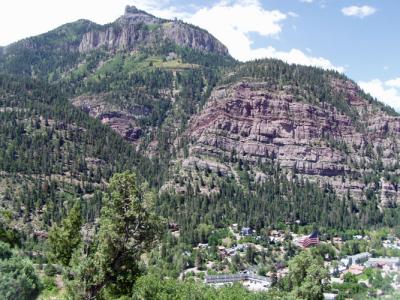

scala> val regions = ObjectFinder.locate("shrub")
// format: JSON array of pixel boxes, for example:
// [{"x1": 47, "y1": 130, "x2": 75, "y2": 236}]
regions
[
  {"x1": 0, "y1": 256, "x2": 41, "y2": 300},
  {"x1": 0, "y1": 241, "x2": 12, "y2": 260}
]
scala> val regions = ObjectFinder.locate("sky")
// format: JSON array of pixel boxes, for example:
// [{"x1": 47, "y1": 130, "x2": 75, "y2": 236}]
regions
[{"x1": 0, "y1": 0, "x2": 399, "y2": 111}]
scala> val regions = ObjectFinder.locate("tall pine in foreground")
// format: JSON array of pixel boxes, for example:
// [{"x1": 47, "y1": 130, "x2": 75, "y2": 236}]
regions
[
  {"x1": 48, "y1": 201, "x2": 83, "y2": 266},
  {"x1": 69, "y1": 172, "x2": 164, "y2": 299}
]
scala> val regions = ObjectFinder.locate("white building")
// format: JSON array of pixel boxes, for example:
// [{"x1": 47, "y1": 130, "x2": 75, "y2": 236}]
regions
[{"x1": 365, "y1": 257, "x2": 400, "y2": 269}]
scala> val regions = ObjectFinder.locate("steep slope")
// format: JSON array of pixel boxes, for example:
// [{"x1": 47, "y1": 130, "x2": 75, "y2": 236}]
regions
[
  {"x1": 0, "y1": 75, "x2": 159, "y2": 235},
  {"x1": 0, "y1": 6, "x2": 228, "y2": 79},
  {"x1": 79, "y1": 6, "x2": 228, "y2": 55},
  {"x1": 0, "y1": 6, "x2": 234, "y2": 154},
  {"x1": 166, "y1": 60, "x2": 400, "y2": 207},
  {"x1": 0, "y1": 7, "x2": 399, "y2": 234}
]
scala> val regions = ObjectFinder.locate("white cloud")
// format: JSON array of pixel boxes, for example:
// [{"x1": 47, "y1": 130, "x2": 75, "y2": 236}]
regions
[
  {"x1": 341, "y1": 5, "x2": 376, "y2": 18},
  {"x1": 182, "y1": 0, "x2": 343, "y2": 71},
  {"x1": 359, "y1": 79, "x2": 400, "y2": 111},
  {"x1": 300, "y1": 0, "x2": 313, "y2": 3},
  {"x1": 188, "y1": 1, "x2": 287, "y2": 42},
  {"x1": 386, "y1": 78, "x2": 400, "y2": 88},
  {"x1": 237, "y1": 46, "x2": 344, "y2": 72},
  {"x1": 131, "y1": 0, "x2": 191, "y2": 20},
  {"x1": 0, "y1": 0, "x2": 134, "y2": 46},
  {"x1": 0, "y1": 0, "x2": 185, "y2": 46},
  {"x1": 0, "y1": 0, "x2": 343, "y2": 72}
]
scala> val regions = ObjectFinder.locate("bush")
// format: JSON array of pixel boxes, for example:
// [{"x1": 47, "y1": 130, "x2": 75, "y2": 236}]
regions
[
  {"x1": 42, "y1": 276, "x2": 57, "y2": 291},
  {"x1": 0, "y1": 256, "x2": 41, "y2": 300},
  {"x1": 0, "y1": 241, "x2": 12, "y2": 260},
  {"x1": 44, "y1": 263, "x2": 58, "y2": 276}
]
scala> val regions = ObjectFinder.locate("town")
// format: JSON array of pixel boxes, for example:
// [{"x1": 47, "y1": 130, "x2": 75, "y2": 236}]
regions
[{"x1": 164, "y1": 222, "x2": 400, "y2": 299}]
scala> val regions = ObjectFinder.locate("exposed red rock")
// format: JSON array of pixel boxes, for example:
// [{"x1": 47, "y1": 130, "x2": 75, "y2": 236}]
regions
[{"x1": 184, "y1": 81, "x2": 400, "y2": 204}]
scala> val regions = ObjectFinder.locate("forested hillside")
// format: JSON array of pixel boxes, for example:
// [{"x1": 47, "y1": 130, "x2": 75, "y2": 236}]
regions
[
  {"x1": 0, "y1": 74, "x2": 162, "y2": 233},
  {"x1": 0, "y1": 2, "x2": 399, "y2": 248},
  {"x1": 0, "y1": 5, "x2": 400, "y2": 300}
]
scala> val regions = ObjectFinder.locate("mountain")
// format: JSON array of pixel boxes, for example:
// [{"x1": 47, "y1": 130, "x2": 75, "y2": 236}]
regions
[
  {"x1": 0, "y1": 74, "x2": 161, "y2": 235},
  {"x1": 177, "y1": 61, "x2": 400, "y2": 205},
  {"x1": 0, "y1": 6, "x2": 228, "y2": 78},
  {"x1": 79, "y1": 6, "x2": 228, "y2": 54},
  {"x1": 0, "y1": 6, "x2": 400, "y2": 237}
]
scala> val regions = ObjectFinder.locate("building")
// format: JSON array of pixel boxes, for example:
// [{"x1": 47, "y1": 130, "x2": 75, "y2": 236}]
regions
[
  {"x1": 323, "y1": 293, "x2": 338, "y2": 300},
  {"x1": 205, "y1": 273, "x2": 271, "y2": 287},
  {"x1": 168, "y1": 222, "x2": 179, "y2": 231},
  {"x1": 365, "y1": 257, "x2": 400, "y2": 269},
  {"x1": 344, "y1": 264, "x2": 364, "y2": 276},
  {"x1": 332, "y1": 237, "x2": 343, "y2": 244},
  {"x1": 344, "y1": 252, "x2": 371, "y2": 266},
  {"x1": 241, "y1": 227, "x2": 254, "y2": 236}
]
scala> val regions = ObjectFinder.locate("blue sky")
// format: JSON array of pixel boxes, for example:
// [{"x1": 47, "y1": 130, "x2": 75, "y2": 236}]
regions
[{"x1": 0, "y1": 0, "x2": 399, "y2": 110}]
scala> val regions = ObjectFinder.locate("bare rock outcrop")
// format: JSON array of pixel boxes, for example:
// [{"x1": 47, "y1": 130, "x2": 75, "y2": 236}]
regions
[
  {"x1": 79, "y1": 6, "x2": 228, "y2": 55},
  {"x1": 72, "y1": 94, "x2": 144, "y2": 143},
  {"x1": 184, "y1": 81, "x2": 400, "y2": 203}
]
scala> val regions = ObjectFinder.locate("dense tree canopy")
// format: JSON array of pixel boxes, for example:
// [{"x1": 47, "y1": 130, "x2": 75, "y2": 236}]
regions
[{"x1": 70, "y1": 172, "x2": 163, "y2": 299}]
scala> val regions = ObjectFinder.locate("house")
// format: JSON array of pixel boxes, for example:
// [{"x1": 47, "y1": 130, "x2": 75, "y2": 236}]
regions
[
  {"x1": 168, "y1": 222, "x2": 179, "y2": 231},
  {"x1": 235, "y1": 243, "x2": 248, "y2": 252},
  {"x1": 166, "y1": 52, "x2": 178, "y2": 61},
  {"x1": 332, "y1": 237, "x2": 343, "y2": 244},
  {"x1": 345, "y1": 252, "x2": 371, "y2": 266},
  {"x1": 382, "y1": 240, "x2": 400, "y2": 250},
  {"x1": 197, "y1": 243, "x2": 209, "y2": 249},
  {"x1": 323, "y1": 293, "x2": 338, "y2": 300},
  {"x1": 205, "y1": 272, "x2": 271, "y2": 291},
  {"x1": 241, "y1": 227, "x2": 254, "y2": 236},
  {"x1": 344, "y1": 264, "x2": 364, "y2": 276},
  {"x1": 270, "y1": 230, "x2": 281, "y2": 237},
  {"x1": 218, "y1": 246, "x2": 228, "y2": 258},
  {"x1": 365, "y1": 257, "x2": 400, "y2": 269}
]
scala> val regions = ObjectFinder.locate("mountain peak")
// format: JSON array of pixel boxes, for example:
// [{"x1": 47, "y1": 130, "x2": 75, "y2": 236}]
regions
[
  {"x1": 76, "y1": 6, "x2": 229, "y2": 55},
  {"x1": 124, "y1": 5, "x2": 153, "y2": 18},
  {"x1": 125, "y1": 5, "x2": 139, "y2": 14}
]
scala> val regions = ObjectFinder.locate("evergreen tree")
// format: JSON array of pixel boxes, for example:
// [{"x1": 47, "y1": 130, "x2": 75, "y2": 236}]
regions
[
  {"x1": 48, "y1": 201, "x2": 83, "y2": 266},
  {"x1": 71, "y1": 172, "x2": 163, "y2": 299}
]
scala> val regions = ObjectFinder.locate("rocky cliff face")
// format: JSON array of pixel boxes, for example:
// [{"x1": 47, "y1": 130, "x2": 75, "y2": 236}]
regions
[
  {"x1": 72, "y1": 94, "x2": 145, "y2": 143},
  {"x1": 78, "y1": 6, "x2": 228, "y2": 55},
  {"x1": 180, "y1": 80, "x2": 400, "y2": 204}
]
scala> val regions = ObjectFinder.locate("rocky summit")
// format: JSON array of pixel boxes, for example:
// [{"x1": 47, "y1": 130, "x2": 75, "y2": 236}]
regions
[{"x1": 78, "y1": 5, "x2": 228, "y2": 54}]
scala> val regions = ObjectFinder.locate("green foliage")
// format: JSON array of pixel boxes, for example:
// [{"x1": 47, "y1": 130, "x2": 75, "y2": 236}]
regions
[
  {"x1": 0, "y1": 256, "x2": 41, "y2": 300},
  {"x1": 0, "y1": 74, "x2": 160, "y2": 225},
  {"x1": 48, "y1": 201, "x2": 82, "y2": 266},
  {"x1": 43, "y1": 264, "x2": 59, "y2": 277},
  {"x1": 0, "y1": 218, "x2": 21, "y2": 246},
  {"x1": 280, "y1": 250, "x2": 330, "y2": 300},
  {"x1": 310, "y1": 243, "x2": 337, "y2": 261},
  {"x1": 132, "y1": 274, "x2": 271, "y2": 300},
  {"x1": 0, "y1": 241, "x2": 12, "y2": 259},
  {"x1": 159, "y1": 170, "x2": 375, "y2": 245},
  {"x1": 222, "y1": 58, "x2": 398, "y2": 118},
  {"x1": 41, "y1": 275, "x2": 57, "y2": 292},
  {"x1": 340, "y1": 239, "x2": 368, "y2": 256},
  {"x1": 0, "y1": 12, "x2": 400, "y2": 300},
  {"x1": 70, "y1": 172, "x2": 163, "y2": 299}
]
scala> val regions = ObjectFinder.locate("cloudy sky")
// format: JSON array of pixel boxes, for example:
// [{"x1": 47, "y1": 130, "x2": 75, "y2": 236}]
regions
[{"x1": 0, "y1": 0, "x2": 399, "y2": 111}]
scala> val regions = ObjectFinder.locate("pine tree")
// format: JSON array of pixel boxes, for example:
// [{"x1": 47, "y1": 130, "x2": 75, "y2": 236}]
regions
[{"x1": 48, "y1": 201, "x2": 82, "y2": 266}]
